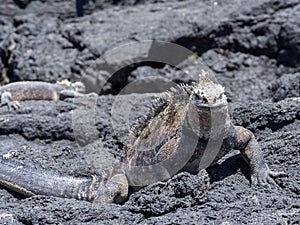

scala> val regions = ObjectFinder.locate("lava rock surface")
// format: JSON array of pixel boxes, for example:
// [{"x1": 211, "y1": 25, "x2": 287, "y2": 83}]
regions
[{"x1": 0, "y1": 0, "x2": 299, "y2": 224}]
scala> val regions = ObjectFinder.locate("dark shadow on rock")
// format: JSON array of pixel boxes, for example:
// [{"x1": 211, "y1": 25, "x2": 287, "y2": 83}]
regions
[
  {"x1": 207, "y1": 154, "x2": 250, "y2": 184},
  {"x1": 0, "y1": 187, "x2": 27, "y2": 200},
  {"x1": 13, "y1": 0, "x2": 31, "y2": 9}
]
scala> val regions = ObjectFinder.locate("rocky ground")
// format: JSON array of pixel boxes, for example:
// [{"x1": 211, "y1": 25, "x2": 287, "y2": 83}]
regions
[{"x1": 0, "y1": 0, "x2": 299, "y2": 224}]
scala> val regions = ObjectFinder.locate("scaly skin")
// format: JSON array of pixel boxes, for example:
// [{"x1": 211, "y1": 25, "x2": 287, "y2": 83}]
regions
[{"x1": 0, "y1": 71, "x2": 286, "y2": 203}]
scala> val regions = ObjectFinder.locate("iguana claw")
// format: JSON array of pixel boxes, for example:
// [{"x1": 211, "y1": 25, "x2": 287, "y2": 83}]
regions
[{"x1": 251, "y1": 164, "x2": 287, "y2": 187}]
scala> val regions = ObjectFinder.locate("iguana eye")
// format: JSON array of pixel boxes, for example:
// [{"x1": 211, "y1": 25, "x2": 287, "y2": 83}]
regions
[
  {"x1": 192, "y1": 93, "x2": 207, "y2": 104},
  {"x1": 192, "y1": 93, "x2": 199, "y2": 101}
]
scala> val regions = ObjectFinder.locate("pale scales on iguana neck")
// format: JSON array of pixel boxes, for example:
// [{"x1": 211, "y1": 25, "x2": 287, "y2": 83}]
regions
[{"x1": 0, "y1": 71, "x2": 286, "y2": 203}]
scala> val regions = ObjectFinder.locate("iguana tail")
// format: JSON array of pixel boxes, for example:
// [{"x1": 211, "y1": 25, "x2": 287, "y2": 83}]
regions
[{"x1": 0, "y1": 157, "x2": 106, "y2": 202}]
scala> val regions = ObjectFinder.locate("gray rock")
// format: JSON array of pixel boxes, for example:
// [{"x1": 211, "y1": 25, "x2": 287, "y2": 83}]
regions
[
  {"x1": 267, "y1": 73, "x2": 300, "y2": 102},
  {"x1": 0, "y1": 0, "x2": 299, "y2": 224}
]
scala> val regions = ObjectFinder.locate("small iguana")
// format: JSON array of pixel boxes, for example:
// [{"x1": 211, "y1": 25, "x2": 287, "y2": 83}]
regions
[
  {"x1": 0, "y1": 71, "x2": 286, "y2": 203},
  {"x1": 0, "y1": 80, "x2": 87, "y2": 110}
]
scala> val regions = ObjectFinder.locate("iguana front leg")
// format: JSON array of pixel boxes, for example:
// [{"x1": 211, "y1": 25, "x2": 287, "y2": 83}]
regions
[{"x1": 233, "y1": 126, "x2": 287, "y2": 186}]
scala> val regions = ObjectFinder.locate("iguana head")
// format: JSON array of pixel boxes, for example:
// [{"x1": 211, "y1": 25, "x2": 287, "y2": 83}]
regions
[
  {"x1": 190, "y1": 70, "x2": 227, "y2": 109},
  {"x1": 186, "y1": 70, "x2": 229, "y2": 141}
]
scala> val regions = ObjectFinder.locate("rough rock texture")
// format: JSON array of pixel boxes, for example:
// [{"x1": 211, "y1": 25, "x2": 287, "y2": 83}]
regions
[
  {"x1": 265, "y1": 72, "x2": 300, "y2": 102},
  {"x1": 0, "y1": 0, "x2": 299, "y2": 224}
]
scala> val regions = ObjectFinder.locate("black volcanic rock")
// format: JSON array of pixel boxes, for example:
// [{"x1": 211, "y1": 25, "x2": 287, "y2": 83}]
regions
[{"x1": 0, "y1": 0, "x2": 299, "y2": 224}]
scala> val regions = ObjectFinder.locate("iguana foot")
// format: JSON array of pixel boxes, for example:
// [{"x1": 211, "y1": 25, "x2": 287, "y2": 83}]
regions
[
  {"x1": 94, "y1": 173, "x2": 128, "y2": 204},
  {"x1": 1, "y1": 92, "x2": 20, "y2": 110},
  {"x1": 251, "y1": 164, "x2": 287, "y2": 187}
]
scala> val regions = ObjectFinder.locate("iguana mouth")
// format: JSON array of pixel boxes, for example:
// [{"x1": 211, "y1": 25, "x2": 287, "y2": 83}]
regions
[{"x1": 193, "y1": 101, "x2": 227, "y2": 110}]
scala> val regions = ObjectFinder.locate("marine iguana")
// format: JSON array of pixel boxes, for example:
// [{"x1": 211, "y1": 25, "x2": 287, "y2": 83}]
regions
[
  {"x1": 0, "y1": 70, "x2": 286, "y2": 203},
  {"x1": 0, "y1": 80, "x2": 87, "y2": 110}
]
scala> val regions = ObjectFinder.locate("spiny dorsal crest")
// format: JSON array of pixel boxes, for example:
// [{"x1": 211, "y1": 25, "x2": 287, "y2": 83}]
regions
[
  {"x1": 198, "y1": 70, "x2": 215, "y2": 87},
  {"x1": 164, "y1": 82, "x2": 192, "y2": 102},
  {"x1": 128, "y1": 96, "x2": 168, "y2": 138},
  {"x1": 128, "y1": 70, "x2": 223, "y2": 138}
]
